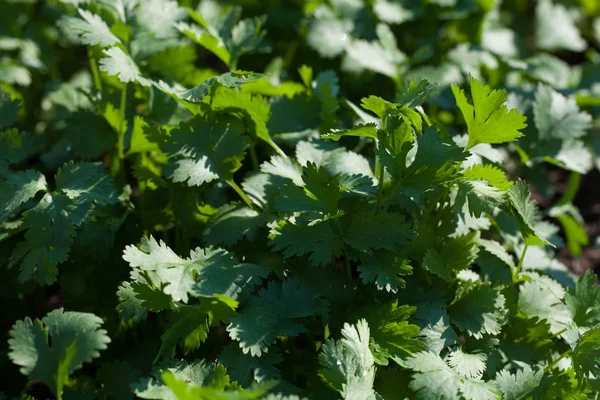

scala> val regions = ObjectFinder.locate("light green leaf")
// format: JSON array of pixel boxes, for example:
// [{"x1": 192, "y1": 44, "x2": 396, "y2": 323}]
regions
[
  {"x1": 59, "y1": 8, "x2": 121, "y2": 47},
  {"x1": 533, "y1": 84, "x2": 591, "y2": 140},
  {"x1": 451, "y1": 77, "x2": 527, "y2": 150},
  {"x1": 8, "y1": 309, "x2": 110, "y2": 399},
  {"x1": 319, "y1": 319, "x2": 377, "y2": 400},
  {"x1": 99, "y1": 47, "x2": 151, "y2": 86},
  {"x1": 449, "y1": 281, "x2": 507, "y2": 339},
  {"x1": 536, "y1": 0, "x2": 586, "y2": 52}
]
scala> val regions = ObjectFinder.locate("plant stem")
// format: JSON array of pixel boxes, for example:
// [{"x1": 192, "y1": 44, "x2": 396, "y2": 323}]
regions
[
  {"x1": 375, "y1": 166, "x2": 385, "y2": 212},
  {"x1": 118, "y1": 83, "x2": 128, "y2": 159},
  {"x1": 267, "y1": 138, "x2": 287, "y2": 158},
  {"x1": 249, "y1": 145, "x2": 259, "y2": 170},
  {"x1": 88, "y1": 48, "x2": 102, "y2": 92},
  {"x1": 544, "y1": 350, "x2": 571, "y2": 373},
  {"x1": 227, "y1": 180, "x2": 255, "y2": 209},
  {"x1": 514, "y1": 244, "x2": 529, "y2": 282}
]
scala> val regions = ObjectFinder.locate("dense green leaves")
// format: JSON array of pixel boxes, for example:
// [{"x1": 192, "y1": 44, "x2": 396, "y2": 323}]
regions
[{"x1": 3, "y1": 0, "x2": 600, "y2": 398}]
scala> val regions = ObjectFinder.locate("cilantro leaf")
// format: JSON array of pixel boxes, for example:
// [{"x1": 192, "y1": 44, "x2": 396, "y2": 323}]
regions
[
  {"x1": 572, "y1": 327, "x2": 600, "y2": 377},
  {"x1": 10, "y1": 163, "x2": 118, "y2": 284},
  {"x1": 0, "y1": 169, "x2": 47, "y2": 223},
  {"x1": 0, "y1": 87, "x2": 20, "y2": 129},
  {"x1": 448, "y1": 281, "x2": 507, "y2": 339},
  {"x1": 451, "y1": 77, "x2": 527, "y2": 150},
  {"x1": 132, "y1": 359, "x2": 230, "y2": 399},
  {"x1": 357, "y1": 251, "x2": 412, "y2": 293},
  {"x1": 422, "y1": 232, "x2": 479, "y2": 281},
  {"x1": 219, "y1": 343, "x2": 282, "y2": 387},
  {"x1": 175, "y1": 72, "x2": 262, "y2": 103},
  {"x1": 518, "y1": 275, "x2": 572, "y2": 334},
  {"x1": 533, "y1": 84, "x2": 591, "y2": 141},
  {"x1": 59, "y1": 9, "x2": 121, "y2": 47},
  {"x1": 508, "y1": 179, "x2": 553, "y2": 246},
  {"x1": 414, "y1": 301, "x2": 459, "y2": 355},
  {"x1": 319, "y1": 319, "x2": 377, "y2": 400},
  {"x1": 322, "y1": 123, "x2": 378, "y2": 141},
  {"x1": 158, "y1": 115, "x2": 249, "y2": 187},
  {"x1": 405, "y1": 351, "x2": 499, "y2": 400},
  {"x1": 99, "y1": 47, "x2": 151, "y2": 86},
  {"x1": 8, "y1": 309, "x2": 110, "y2": 399},
  {"x1": 446, "y1": 349, "x2": 487, "y2": 379},
  {"x1": 536, "y1": 0, "x2": 587, "y2": 52},
  {"x1": 227, "y1": 279, "x2": 321, "y2": 357},
  {"x1": 270, "y1": 219, "x2": 344, "y2": 267},
  {"x1": 123, "y1": 236, "x2": 267, "y2": 304},
  {"x1": 494, "y1": 366, "x2": 544, "y2": 400},
  {"x1": 359, "y1": 301, "x2": 423, "y2": 364},
  {"x1": 343, "y1": 211, "x2": 412, "y2": 255},
  {"x1": 565, "y1": 270, "x2": 600, "y2": 328}
]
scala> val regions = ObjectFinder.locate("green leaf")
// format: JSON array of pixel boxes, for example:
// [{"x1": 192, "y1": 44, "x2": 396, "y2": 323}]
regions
[
  {"x1": 270, "y1": 219, "x2": 344, "y2": 267},
  {"x1": 99, "y1": 47, "x2": 151, "y2": 86},
  {"x1": 228, "y1": 279, "x2": 321, "y2": 356},
  {"x1": 219, "y1": 343, "x2": 282, "y2": 387},
  {"x1": 536, "y1": 0, "x2": 586, "y2": 52},
  {"x1": 59, "y1": 9, "x2": 121, "y2": 47},
  {"x1": 158, "y1": 115, "x2": 249, "y2": 186},
  {"x1": 116, "y1": 281, "x2": 148, "y2": 323},
  {"x1": 319, "y1": 319, "x2": 377, "y2": 400},
  {"x1": 0, "y1": 169, "x2": 47, "y2": 223},
  {"x1": 405, "y1": 351, "x2": 499, "y2": 400},
  {"x1": 572, "y1": 327, "x2": 600, "y2": 377},
  {"x1": 208, "y1": 87, "x2": 280, "y2": 151},
  {"x1": 343, "y1": 212, "x2": 412, "y2": 255},
  {"x1": 322, "y1": 123, "x2": 378, "y2": 141},
  {"x1": 357, "y1": 251, "x2": 412, "y2": 293},
  {"x1": 414, "y1": 301, "x2": 458, "y2": 355},
  {"x1": 508, "y1": 179, "x2": 553, "y2": 246},
  {"x1": 157, "y1": 300, "x2": 237, "y2": 359},
  {"x1": 456, "y1": 179, "x2": 505, "y2": 218},
  {"x1": 494, "y1": 366, "x2": 544, "y2": 400},
  {"x1": 451, "y1": 77, "x2": 527, "y2": 150},
  {"x1": 97, "y1": 361, "x2": 141, "y2": 400},
  {"x1": 446, "y1": 349, "x2": 487, "y2": 379},
  {"x1": 533, "y1": 84, "x2": 591, "y2": 141},
  {"x1": 10, "y1": 163, "x2": 118, "y2": 284},
  {"x1": 204, "y1": 203, "x2": 266, "y2": 247},
  {"x1": 449, "y1": 281, "x2": 507, "y2": 339},
  {"x1": 175, "y1": 72, "x2": 262, "y2": 103},
  {"x1": 518, "y1": 275, "x2": 572, "y2": 334},
  {"x1": 124, "y1": 236, "x2": 267, "y2": 304},
  {"x1": 463, "y1": 164, "x2": 510, "y2": 191},
  {"x1": 565, "y1": 269, "x2": 600, "y2": 328},
  {"x1": 422, "y1": 232, "x2": 479, "y2": 281},
  {"x1": 396, "y1": 79, "x2": 438, "y2": 108},
  {"x1": 8, "y1": 309, "x2": 110, "y2": 399},
  {"x1": 360, "y1": 301, "x2": 423, "y2": 364},
  {"x1": 176, "y1": 21, "x2": 231, "y2": 66},
  {"x1": 275, "y1": 162, "x2": 342, "y2": 217},
  {"x1": 133, "y1": 359, "x2": 230, "y2": 399},
  {"x1": 0, "y1": 86, "x2": 20, "y2": 129}
]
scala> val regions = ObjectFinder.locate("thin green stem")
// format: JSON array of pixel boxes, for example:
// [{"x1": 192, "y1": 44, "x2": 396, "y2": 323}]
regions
[
  {"x1": 544, "y1": 350, "x2": 571, "y2": 373},
  {"x1": 88, "y1": 48, "x2": 102, "y2": 92},
  {"x1": 514, "y1": 244, "x2": 529, "y2": 282},
  {"x1": 375, "y1": 166, "x2": 385, "y2": 212},
  {"x1": 249, "y1": 145, "x2": 259, "y2": 170},
  {"x1": 266, "y1": 138, "x2": 288, "y2": 159},
  {"x1": 227, "y1": 180, "x2": 255, "y2": 210},
  {"x1": 118, "y1": 83, "x2": 128, "y2": 159},
  {"x1": 334, "y1": 219, "x2": 352, "y2": 280}
]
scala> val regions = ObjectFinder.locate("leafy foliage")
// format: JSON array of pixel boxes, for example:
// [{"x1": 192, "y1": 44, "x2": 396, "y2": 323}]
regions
[{"x1": 2, "y1": 0, "x2": 600, "y2": 399}]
